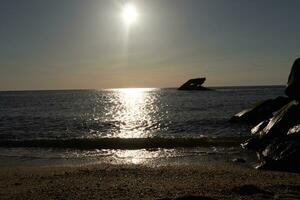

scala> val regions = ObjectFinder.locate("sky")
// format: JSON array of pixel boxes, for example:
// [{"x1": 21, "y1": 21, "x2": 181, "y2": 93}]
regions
[{"x1": 0, "y1": 0, "x2": 300, "y2": 90}]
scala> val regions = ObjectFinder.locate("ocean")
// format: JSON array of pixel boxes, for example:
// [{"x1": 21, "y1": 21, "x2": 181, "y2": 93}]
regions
[{"x1": 0, "y1": 86, "x2": 285, "y2": 167}]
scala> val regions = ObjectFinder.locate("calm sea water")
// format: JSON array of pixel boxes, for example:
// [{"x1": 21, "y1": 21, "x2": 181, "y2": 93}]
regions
[{"x1": 0, "y1": 86, "x2": 285, "y2": 167}]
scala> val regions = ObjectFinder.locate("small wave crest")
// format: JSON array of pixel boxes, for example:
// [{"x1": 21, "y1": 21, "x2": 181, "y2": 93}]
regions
[{"x1": 0, "y1": 137, "x2": 247, "y2": 150}]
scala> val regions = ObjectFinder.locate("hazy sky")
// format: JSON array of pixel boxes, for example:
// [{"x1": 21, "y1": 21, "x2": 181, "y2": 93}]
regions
[{"x1": 0, "y1": 0, "x2": 300, "y2": 90}]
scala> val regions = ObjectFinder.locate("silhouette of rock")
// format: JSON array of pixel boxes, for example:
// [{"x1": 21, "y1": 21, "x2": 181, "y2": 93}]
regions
[
  {"x1": 230, "y1": 96, "x2": 290, "y2": 124},
  {"x1": 178, "y1": 78, "x2": 211, "y2": 90},
  {"x1": 256, "y1": 132, "x2": 300, "y2": 171},
  {"x1": 241, "y1": 120, "x2": 270, "y2": 151},
  {"x1": 257, "y1": 101, "x2": 300, "y2": 138},
  {"x1": 285, "y1": 58, "x2": 300, "y2": 100},
  {"x1": 241, "y1": 100, "x2": 300, "y2": 171},
  {"x1": 231, "y1": 58, "x2": 300, "y2": 171}
]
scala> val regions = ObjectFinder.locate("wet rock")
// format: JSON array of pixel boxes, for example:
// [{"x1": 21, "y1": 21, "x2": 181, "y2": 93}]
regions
[
  {"x1": 246, "y1": 100, "x2": 300, "y2": 151},
  {"x1": 285, "y1": 58, "x2": 300, "y2": 100},
  {"x1": 230, "y1": 96, "x2": 290, "y2": 124},
  {"x1": 242, "y1": 101, "x2": 300, "y2": 171},
  {"x1": 241, "y1": 120, "x2": 271, "y2": 150},
  {"x1": 178, "y1": 78, "x2": 211, "y2": 91},
  {"x1": 241, "y1": 136, "x2": 262, "y2": 151},
  {"x1": 233, "y1": 58, "x2": 300, "y2": 171},
  {"x1": 250, "y1": 120, "x2": 270, "y2": 135},
  {"x1": 256, "y1": 142, "x2": 300, "y2": 171},
  {"x1": 287, "y1": 124, "x2": 300, "y2": 135},
  {"x1": 260, "y1": 100, "x2": 300, "y2": 138},
  {"x1": 255, "y1": 125, "x2": 300, "y2": 171}
]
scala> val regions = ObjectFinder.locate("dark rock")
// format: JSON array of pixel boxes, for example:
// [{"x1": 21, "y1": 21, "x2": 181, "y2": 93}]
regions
[
  {"x1": 230, "y1": 96, "x2": 290, "y2": 124},
  {"x1": 241, "y1": 137, "x2": 262, "y2": 151},
  {"x1": 241, "y1": 120, "x2": 270, "y2": 151},
  {"x1": 243, "y1": 100, "x2": 300, "y2": 149},
  {"x1": 287, "y1": 124, "x2": 300, "y2": 135},
  {"x1": 255, "y1": 125, "x2": 300, "y2": 171},
  {"x1": 285, "y1": 58, "x2": 300, "y2": 100},
  {"x1": 233, "y1": 58, "x2": 300, "y2": 171},
  {"x1": 258, "y1": 100, "x2": 300, "y2": 138},
  {"x1": 242, "y1": 100, "x2": 300, "y2": 171},
  {"x1": 250, "y1": 120, "x2": 270, "y2": 135},
  {"x1": 178, "y1": 78, "x2": 211, "y2": 90}
]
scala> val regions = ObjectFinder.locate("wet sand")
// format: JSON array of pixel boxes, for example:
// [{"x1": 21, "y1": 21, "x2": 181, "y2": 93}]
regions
[{"x1": 1, "y1": 163, "x2": 300, "y2": 200}]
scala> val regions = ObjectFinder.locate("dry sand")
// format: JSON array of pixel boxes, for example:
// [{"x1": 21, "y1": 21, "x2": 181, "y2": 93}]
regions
[{"x1": 0, "y1": 163, "x2": 300, "y2": 200}]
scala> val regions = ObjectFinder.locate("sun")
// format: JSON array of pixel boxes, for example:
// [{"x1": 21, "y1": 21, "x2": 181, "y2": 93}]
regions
[{"x1": 121, "y1": 2, "x2": 138, "y2": 26}]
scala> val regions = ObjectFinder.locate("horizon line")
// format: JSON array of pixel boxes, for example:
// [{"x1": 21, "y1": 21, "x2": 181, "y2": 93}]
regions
[{"x1": 0, "y1": 84, "x2": 286, "y2": 92}]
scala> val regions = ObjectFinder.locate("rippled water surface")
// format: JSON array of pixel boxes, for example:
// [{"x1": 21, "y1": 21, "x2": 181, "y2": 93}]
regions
[
  {"x1": 0, "y1": 86, "x2": 284, "y2": 166},
  {"x1": 0, "y1": 87, "x2": 284, "y2": 139}
]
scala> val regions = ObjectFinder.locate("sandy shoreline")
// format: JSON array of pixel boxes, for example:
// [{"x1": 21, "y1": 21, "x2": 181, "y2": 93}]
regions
[{"x1": 1, "y1": 163, "x2": 300, "y2": 200}]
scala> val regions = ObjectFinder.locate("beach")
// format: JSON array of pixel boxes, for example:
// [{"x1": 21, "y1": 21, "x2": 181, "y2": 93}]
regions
[{"x1": 1, "y1": 163, "x2": 300, "y2": 200}]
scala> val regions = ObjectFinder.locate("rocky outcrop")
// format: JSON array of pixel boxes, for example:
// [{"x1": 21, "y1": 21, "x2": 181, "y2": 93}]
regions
[
  {"x1": 257, "y1": 128, "x2": 300, "y2": 171},
  {"x1": 231, "y1": 58, "x2": 300, "y2": 171},
  {"x1": 285, "y1": 58, "x2": 300, "y2": 100},
  {"x1": 178, "y1": 78, "x2": 211, "y2": 90},
  {"x1": 230, "y1": 96, "x2": 290, "y2": 124},
  {"x1": 244, "y1": 100, "x2": 300, "y2": 147}
]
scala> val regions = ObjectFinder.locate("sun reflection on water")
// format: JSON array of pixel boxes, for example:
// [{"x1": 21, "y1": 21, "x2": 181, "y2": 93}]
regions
[
  {"x1": 112, "y1": 149, "x2": 162, "y2": 165},
  {"x1": 107, "y1": 88, "x2": 159, "y2": 138}
]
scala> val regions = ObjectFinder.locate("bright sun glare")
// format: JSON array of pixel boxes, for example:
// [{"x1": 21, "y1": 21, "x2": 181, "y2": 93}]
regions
[{"x1": 121, "y1": 2, "x2": 138, "y2": 26}]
